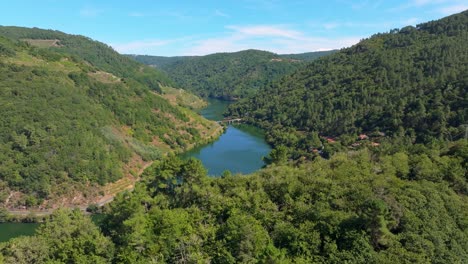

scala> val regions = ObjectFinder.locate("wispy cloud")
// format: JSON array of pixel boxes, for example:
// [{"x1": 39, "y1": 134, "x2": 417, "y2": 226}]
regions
[
  {"x1": 402, "y1": 17, "x2": 419, "y2": 25},
  {"x1": 162, "y1": 11, "x2": 192, "y2": 20},
  {"x1": 438, "y1": 4, "x2": 468, "y2": 15},
  {"x1": 314, "y1": 16, "x2": 422, "y2": 32},
  {"x1": 214, "y1": 9, "x2": 230, "y2": 18},
  {"x1": 111, "y1": 24, "x2": 362, "y2": 56},
  {"x1": 310, "y1": 20, "x2": 393, "y2": 31},
  {"x1": 323, "y1": 23, "x2": 340, "y2": 30},
  {"x1": 389, "y1": 0, "x2": 466, "y2": 13},
  {"x1": 79, "y1": 7, "x2": 101, "y2": 17},
  {"x1": 185, "y1": 25, "x2": 360, "y2": 55},
  {"x1": 226, "y1": 25, "x2": 302, "y2": 39}
]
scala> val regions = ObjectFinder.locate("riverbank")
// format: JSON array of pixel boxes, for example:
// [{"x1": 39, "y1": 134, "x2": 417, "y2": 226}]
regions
[
  {"x1": 182, "y1": 98, "x2": 271, "y2": 176},
  {"x1": 1, "y1": 111, "x2": 224, "y2": 220}
]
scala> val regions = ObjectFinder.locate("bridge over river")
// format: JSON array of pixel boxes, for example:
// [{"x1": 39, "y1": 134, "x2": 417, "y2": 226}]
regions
[{"x1": 216, "y1": 118, "x2": 243, "y2": 124}]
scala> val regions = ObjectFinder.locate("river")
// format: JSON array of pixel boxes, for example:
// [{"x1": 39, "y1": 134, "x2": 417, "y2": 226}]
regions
[
  {"x1": 0, "y1": 222, "x2": 39, "y2": 242},
  {"x1": 182, "y1": 98, "x2": 271, "y2": 176},
  {"x1": 0, "y1": 98, "x2": 270, "y2": 242}
]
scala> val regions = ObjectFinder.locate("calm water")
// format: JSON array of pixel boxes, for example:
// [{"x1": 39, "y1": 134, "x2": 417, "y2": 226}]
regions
[
  {"x1": 0, "y1": 99, "x2": 270, "y2": 242},
  {"x1": 0, "y1": 214, "x2": 104, "y2": 243},
  {"x1": 199, "y1": 98, "x2": 231, "y2": 121},
  {"x1": 0, "y1": 222, "x2": 39, "y2": 242},
  {"x1": 183, "y1": 98, "x2": 271, "y2": 176}
]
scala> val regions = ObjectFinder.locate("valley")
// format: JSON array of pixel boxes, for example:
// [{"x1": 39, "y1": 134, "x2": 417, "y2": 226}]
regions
[
  {"x1": 0, "y1": 26, "x2": 223, "y2": 212},
  {"x1": 129, "y1": 49, "x2": 335, "y2": 100},
  {"x1": 182, "y1": 98, "x2": 271, "y2": 176},
  {"x1": 0, "y1": 7, "x2": 467, "y2": 264}
]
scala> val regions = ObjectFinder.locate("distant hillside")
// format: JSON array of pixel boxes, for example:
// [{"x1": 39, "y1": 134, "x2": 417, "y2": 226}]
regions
[
  {"x1": 130, "y1": 49, "x2": 333, "y2": 99},
  {"x1": 280, "y1": 50, "x2": 338, "y2": 61},
  {"x1": 228, "y1": 11, "x2": 468, "y2": 159},
  {"x1": 0, "y1": 27, "x2": 220, "y2": 209},
  {"x1": 127, "y1": 54, "x2": 196, "y2": 69},
  {"x1": 0, "y1": 26, "x2": 174, "y2": 92}
]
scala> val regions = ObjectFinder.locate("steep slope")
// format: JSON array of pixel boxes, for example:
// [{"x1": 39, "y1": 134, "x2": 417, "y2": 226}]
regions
[
  {"x1": 0, "y1": 26, "x2": 174, "y2": 93},
  {"x1": 0, "y1": 28, "x2": 220, "y2": 209},
  {"x1": 228, "y1": 11, "x2": 467, "y2": 159},
  {"x1": 131, "y1": 49, "x2": 332, "y2": 99}
]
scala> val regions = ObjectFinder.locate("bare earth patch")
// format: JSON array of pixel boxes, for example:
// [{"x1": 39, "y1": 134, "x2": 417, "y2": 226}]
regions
[
  {"x1": 88, "y1": 71, "x2": 121, "y2": 83},
  {"x1": 22, "y1": 39, "x2": 62, "y2": 48}
]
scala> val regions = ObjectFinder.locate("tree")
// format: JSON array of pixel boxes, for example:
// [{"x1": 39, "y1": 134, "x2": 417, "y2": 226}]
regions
[{"x1": 37, "y1": 209, "x2": 114, "y2": 263}]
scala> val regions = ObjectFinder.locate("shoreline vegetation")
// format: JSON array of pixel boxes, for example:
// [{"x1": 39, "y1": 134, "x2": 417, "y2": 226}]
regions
[
  {"x1": 0, "y1": 26, "x2": 224, "y2": 218},
  {"x1": 1, "y1": 116, "x2": 224, "y2": 222},
  {"x1": 1, "y1": 96, "x2": 238, "y2": 222},
  {"x1": 0, "y1": 10, "x2": 467, "y2": 263}
]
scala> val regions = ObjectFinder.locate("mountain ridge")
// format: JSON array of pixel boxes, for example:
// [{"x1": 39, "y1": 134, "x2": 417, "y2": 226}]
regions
[
  {"x1": 0, "y1": 27, "x2": 221, "y2": 210},
  {"x1": 228, "y1": 10, "x2": 468, "y2": 160},
  {"x1": 129, "y1": 49, "x2": 336, "y2": 99}
]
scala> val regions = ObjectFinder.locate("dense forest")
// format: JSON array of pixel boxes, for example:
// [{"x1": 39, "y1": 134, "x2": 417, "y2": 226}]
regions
[
  {"x1": 0, "y1": 11, "x2": 467, "y2": 264},
  {"x1": 0, "y1": 28, "x2": 219, "y2": 208},
  {"x1": 228, "y1": 11, "x2": 468, "y2": 161},
  {"x1": 0, "y1": 26, "x2": 175, "y2": 93},
  {"x1": 279, "y1": 50, "x2": 338, "y2": 61},
  {"x1": 130, "y1": 50, "x2": 333, "y2": 100},
  {"x1": 127, "y1": 55, "x2": 196, "y2": 69},
  {"x1": 1, "y1": 142, "x2": 467, "y2": 263}
]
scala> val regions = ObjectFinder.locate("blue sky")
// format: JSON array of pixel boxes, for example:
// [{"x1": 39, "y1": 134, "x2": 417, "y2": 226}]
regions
[{"x1": 1, "y1": 0, "x2": 466, "y2": 56}]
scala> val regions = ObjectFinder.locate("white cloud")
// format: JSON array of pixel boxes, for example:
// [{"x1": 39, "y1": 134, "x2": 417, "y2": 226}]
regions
[
  {"x1": 438, "y1": 4, "x2": 468, "y2": 15},
  {"x1": 309, "y1": 21, "x2": 393, "y2": 30},
  {"x1": 269, "y1": 36, "x2": 361, "y2": 53},
  {"x1": 111, "y1": 24, "x2": 361, "y2": 56},
  {"x1": 187, "y1": 36, "x2": 248, "y2": 55},
  {"x1": 226, "y1": 25, "x2": 302, "y2": 39},
  {"x1": 185, "y1": 25, "x2": 360, "y2": 55}
]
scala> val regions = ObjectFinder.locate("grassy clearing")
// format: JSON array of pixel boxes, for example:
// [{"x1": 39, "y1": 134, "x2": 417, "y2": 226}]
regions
[
  {"x1": 22, "y1": 38, "x2": 61, "y2": 48},
  {"x1": 5, "y1": 51, "x2": 80, "y2": 72},
  {"x1": 88, "y1": 71, "x2": 121, "y2": 83},
  {"x1": 161, "y1": 85, "x2": 207, "y2": 110}
]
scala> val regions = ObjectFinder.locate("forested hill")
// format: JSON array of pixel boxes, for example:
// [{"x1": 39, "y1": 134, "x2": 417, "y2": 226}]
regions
[
  {"x1": 0, "y1": 27, "x2": 219, "y2": 209},
  {"x1": 130, "y1": 49, "x2": 333, "y2": 99},
  {"x1": 1, "y1": 15, "x2": 467, "y2": 263},
  {"x1": 2, "y1": 149, "x2": 467, "y2": 262},
  {"x1": 279, "y1": 50, "x2": 338, "y2": 61},
  {"x1": 0, "y1": 26, "x2": 174, "y2": 92},
  {"x1": 228, "y1": 10, "x2": 468, "y2": 157},
  {"x1": 127, "y1": 54, "x2": 196, "y2": 69}
]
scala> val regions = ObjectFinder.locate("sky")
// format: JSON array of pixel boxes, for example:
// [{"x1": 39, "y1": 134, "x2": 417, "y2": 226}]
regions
[{"x1": 1, "y1": 0, "x2": 466, "y2": 56}]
